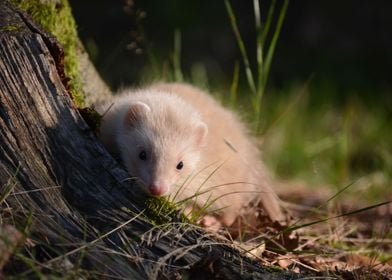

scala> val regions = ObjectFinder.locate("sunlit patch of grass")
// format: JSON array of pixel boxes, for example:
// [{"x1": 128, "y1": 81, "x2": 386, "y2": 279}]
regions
[
  {"x1": 101, "y1": 0, "x2": 391, "y2": 274},
  {"x1": 259, "y1": 85, "x2": 391, "y2": 199},
  {"x1": 136, "y1": 0, "x2": 390, "y2": 252}
]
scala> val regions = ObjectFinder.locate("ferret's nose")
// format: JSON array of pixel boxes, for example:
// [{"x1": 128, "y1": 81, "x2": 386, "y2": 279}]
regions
[{"x1": 148, "y1": 184, "x2": 168, "y2": 197}]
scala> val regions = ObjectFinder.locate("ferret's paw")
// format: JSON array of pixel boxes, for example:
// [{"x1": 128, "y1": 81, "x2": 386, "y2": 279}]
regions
[{"x1": 199, "y1": 215, "x2": 222, "y2": 232}]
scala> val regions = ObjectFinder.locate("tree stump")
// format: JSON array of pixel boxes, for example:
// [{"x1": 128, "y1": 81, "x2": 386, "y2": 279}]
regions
[{"x1": 0, "y1": 1, "x2": 307, "y2": 278}]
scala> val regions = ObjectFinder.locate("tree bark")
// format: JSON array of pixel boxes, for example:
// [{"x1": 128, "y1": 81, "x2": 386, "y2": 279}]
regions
[{"x1": 0, "y1": 1, "x2": 306, "y2": 278}]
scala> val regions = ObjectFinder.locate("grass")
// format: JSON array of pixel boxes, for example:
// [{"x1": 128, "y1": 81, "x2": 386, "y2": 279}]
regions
[
  {"x1": 149, "y1": 0, "x2": 390, "y2": 202},
  {"x1": 136, "y1": 0, "x2": 392, "y2": 274},
  {"x1": 261, "y1": 87, "x2": 391, "y2": 195},
  {"x1": 259, "y1": 87, "x2": 392, "y2": 272},
  {"x1": 2, "y1": 0, "x2": 391, "y2": 278},
  {"x1": 126, "y1": 0, "x2": 392, "y2": 274},
  {"x1": 216, "y1": 0, "x2": 390, "y2": 204},
  {"x1": 225, "y1": 0, "x2": 289, "y2": 133}
]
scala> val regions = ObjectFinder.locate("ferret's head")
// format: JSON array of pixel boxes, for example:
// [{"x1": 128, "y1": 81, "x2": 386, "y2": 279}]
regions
[{"x1": 117, "y1": 93, "x2": 208, "y2": 197}]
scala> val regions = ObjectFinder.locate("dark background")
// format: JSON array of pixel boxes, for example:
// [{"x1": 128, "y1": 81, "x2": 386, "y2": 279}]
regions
[{"x1": 69, "y1": 0, "x2": 392, "y2": 104}]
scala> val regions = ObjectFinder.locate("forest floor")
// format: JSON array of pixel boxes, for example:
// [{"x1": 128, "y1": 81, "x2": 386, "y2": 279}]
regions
[{"x1": 227, "y1": 179, "x2": 392, "y2": 279}]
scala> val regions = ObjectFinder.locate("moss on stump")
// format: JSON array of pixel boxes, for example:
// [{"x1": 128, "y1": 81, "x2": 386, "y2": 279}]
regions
[{"x1": 11, "y1": 0, "x2": 84, "y2": 106}]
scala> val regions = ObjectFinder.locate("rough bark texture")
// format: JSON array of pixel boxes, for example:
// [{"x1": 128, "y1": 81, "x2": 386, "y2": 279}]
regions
[{"x1": 0, "y1": 1, "x2": 307, "y2": 278}]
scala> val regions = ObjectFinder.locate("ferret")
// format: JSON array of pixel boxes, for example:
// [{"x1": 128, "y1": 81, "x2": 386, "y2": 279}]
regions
[{"x1": 96, "y1": 83, "x2": 285, "y2": 229}]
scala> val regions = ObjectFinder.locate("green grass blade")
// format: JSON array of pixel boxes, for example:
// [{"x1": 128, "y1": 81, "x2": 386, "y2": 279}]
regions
[
  {"x1": 253, "y1": 0, "x2": 263, "y2": 92},
  {"x1": 261, "y1": 78, "x2": 311, "y2": 136},
  {"x1": 0, "y1": 180, "x2": 16, "y2": 204},
  {"x1": 175, "y1": 161, "x2": 228, "y2": 206},
  {"x1": 225, "y1": 0, "x2": 256, "y2": 95},
  {"x1": 260, "y1": 0, "x2": 277, "y2": 49},
  {"x1": 230, "y1": 61, "x2": 240, "y2": 106},
  {"x1": 323, "y1": 180, "x2": 356, "y2": 205},
  {"x1": 263, "y1": 0, "x2": 289, "y2": 86},
  {"x1": 286, "y1": 181, "x2": 357, "y2": 232},
  {"x1": 0, "y1": 165, "x2": 21, "y2": 204},
  {"x1": 254, "y1": 0, "x2": 276, "y2": 115},
  {"x1": 287, "y1": 200, "x2": 392, "y2": 233},
  {"x1": 170, "y1": 160, "x2": 222, "y2": 203}
]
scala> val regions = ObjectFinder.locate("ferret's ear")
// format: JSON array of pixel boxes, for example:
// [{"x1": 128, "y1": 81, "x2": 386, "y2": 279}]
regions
[
  {"x1": 124, "y1": 101, "x2": 151, "y2": 127},
  {"x1": 195, "y1": 122, "x2": 208, "y2": 148}
]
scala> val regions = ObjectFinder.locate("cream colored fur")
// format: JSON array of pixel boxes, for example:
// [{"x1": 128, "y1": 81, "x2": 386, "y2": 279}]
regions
[{"x1": 97, "y1": 83, "x2": 285, "y2": 227}]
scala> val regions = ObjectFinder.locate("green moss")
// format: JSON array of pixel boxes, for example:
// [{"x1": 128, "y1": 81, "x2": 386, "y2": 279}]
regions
[
  {"x1": 11, "y1": 0, "x2": 84, "y2": 106},
  {"x1": 145, "y1": 197, "x2": 190, "y2": 225},
  {"x1": 0, "y1": 24, "x2": 23, "y2": 32}
]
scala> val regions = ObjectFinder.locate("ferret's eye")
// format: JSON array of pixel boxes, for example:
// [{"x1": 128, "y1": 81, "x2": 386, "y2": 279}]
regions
[
  {"x1": 176, "y1": 161, "x2": 184, "y2": 170},
  {"x1": 139, "y1": 150, "x2": 147, "y2": 160}
]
